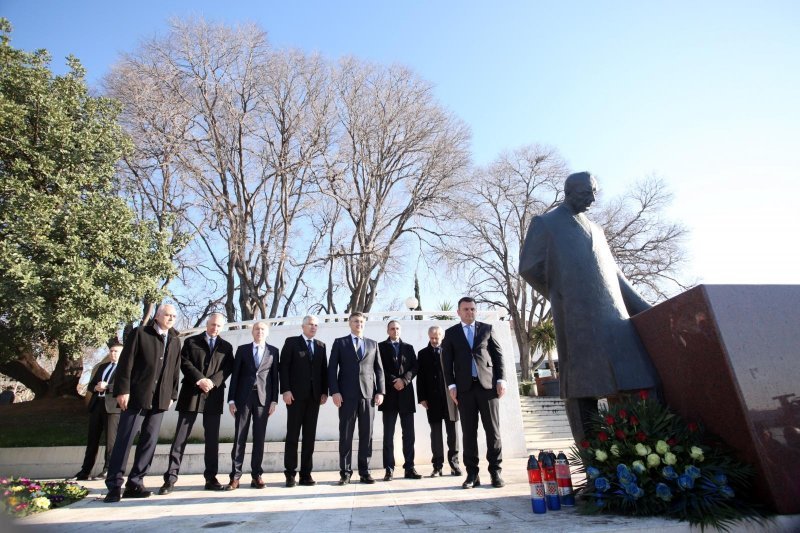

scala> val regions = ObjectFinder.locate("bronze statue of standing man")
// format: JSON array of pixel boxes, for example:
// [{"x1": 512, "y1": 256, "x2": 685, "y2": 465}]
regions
[{"x1": 519, "y1": 171, "x2": 660, "y2": 441}]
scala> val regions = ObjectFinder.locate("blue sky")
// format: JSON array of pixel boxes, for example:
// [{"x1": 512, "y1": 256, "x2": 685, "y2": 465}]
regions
[{"x1": 3, "y1": 1, "x2": 800, "y2": 307}]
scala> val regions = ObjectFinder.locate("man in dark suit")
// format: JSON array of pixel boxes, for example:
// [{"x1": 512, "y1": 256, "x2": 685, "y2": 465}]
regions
[
  {"x1": 417, "y1": 325, "x2": 462, "y2": 477},
  {"x1": 71, "y1": 337, "x2": 122, "y2": 481},
  {"x1": 378, "y1": 320, "x2": 420, "y2": 481},
  {"x1": 104, "y1": 304, "x2": 181, "y2": 503},
  {"x1": 225, "y1": 321, "x2": 279, "y2": 490},
  {"x1": 158, "y1": 313, "x2": 234, "y2": 494},
  {"x1": 280, "y1": 314, "x2": 328, "y2": 487},
  {"x1": 328, "y1": 311, "x2": 385, "y2": 485},
  {"x1": 442, "y1": 297, "x2": 507, "y2": 489}
]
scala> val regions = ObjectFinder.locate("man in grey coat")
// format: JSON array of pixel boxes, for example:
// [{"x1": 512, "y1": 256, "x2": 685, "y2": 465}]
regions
[{"x1": 519, "y1": 171, "x2": 660, "y2": 441}]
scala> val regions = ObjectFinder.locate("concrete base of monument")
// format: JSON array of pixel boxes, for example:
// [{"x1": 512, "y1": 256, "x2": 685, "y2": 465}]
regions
[
  {"x1": 12, "y1": 470, "x2": 800, "y2": 533},
  {"x1": 2, "y1": 438, "x2": 509, "y2": 479}
]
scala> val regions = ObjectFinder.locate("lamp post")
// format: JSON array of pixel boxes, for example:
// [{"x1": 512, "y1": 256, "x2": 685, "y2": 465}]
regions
[{"x1": 404, "y1": 296, "x2": 419, "y2": 320}]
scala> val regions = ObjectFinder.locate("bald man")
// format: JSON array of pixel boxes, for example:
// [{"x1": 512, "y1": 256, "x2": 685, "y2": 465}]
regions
[{"x1": 104, "y1": 304, "x2": 182, "y2": 503}]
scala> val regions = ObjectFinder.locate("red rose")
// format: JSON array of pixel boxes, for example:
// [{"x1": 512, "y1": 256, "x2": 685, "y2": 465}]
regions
[
  {"x1": 598, "y1": 432, "x2": 609, "y2": 442},
  {"x1": 638, "y1": 389, "x2": 649, "y2": 400},
  {"x1": 604, "y1": 415, "x2": 615, "y2": 425},
  {"x1": 629, "y1": 415, "x2": 640, "y2": 426},
  {"x1": 615, "y1": 429, "x2": 626, "y2": 440},
  {"x1": 667, "y1": 437, "x2": 677, "y2": 446},
  {"x1": 688, "y1": 422, "x2": 699, "y2": 432},
  {"x1": 635, "y1": 431, "x2": 647, "y2": 442},
  {"x1": 618, "y1": 409, "x2": 628, "y2": 420},
  {"x1": 580, "y1": 440, "x2": 590, "y2": 449}
]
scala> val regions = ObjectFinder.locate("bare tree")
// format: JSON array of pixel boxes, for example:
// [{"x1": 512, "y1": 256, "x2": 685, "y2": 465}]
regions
[
  {"x1": 442, "y1": 144, "x2": 567, "y2": 380},
  {"x1": 108, "y1": 19, "x2": 335, "y2": 322},
  {"x1": 321, "y1": 57, "x2": 471, "y2": 312},
  {"x1": 595, "y1": 176, "x2": 691, "y2": 300},
  {"x1": 445, "y1": 147, "x2": 690, "y2": 380}
]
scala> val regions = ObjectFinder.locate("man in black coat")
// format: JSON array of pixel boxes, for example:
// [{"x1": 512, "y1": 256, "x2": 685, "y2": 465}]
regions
[
  {"x1": 378, "y1": 320, "x2": 420, "y2": 481},
  {"x1": 225, "y1": 321, "x2": 279, "y2": 490},
  {"x1": 416, "y1": 325, "x2": 462, "y2": 477},
  {"x1": 159, "y1": 313, "x2": 234, "y2": 494},
  {"x1": 280, "y1": 314, "x2": 328, "y2": 487},
  {"x1": 104, "y1": 304, "x2": 181, "y2": 503},
  {"x1": 442, "y1": 297, "x2": 507, "y2": 489},
  {"x1": 328, "y1": 312, "x2": 385, "y2": 485},
  {"x1": 71, "y1": 337, "x2": 123, "y2": 481}
]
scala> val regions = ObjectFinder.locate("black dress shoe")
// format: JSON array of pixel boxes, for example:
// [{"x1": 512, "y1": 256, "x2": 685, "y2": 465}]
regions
[
  {"x1": 122, "y1": 486, "x2": 152, "y2": 498},
  {"x1": 404, "y1": 468, "x2": 422, "y2": 479},
  {"x1": 205, "y1": 480, "x2": 224, "y2": 491},
  {"x1": 251, "y1": 476, "x2": 265, "y2": 489},
  {"x1": 69, "y1": 472, "x2": 89, "y2": 481},
  {"x1": 430, "y1": 468, "x2": 443, "y2": 477},
  {"x1": 338, "y1": 474, "x2": 351, "y2": 485},
  {"x1": 383, "y1": 469, "x2": 393, "y2": 481},
  {"x1": 490, "y1": 474, "x2": 505, "y2": 488},
  {"x1": 285, "y1": 474, "x2": 296, "y2": 487},
  {"x1": 298, "y1": 475, "x2": 316, "y2": 486},
  {"x1": 103, "y1": 490, "x2": 121, "y2": 503},
  {"x1": 359, "y1": 474, "x2": 376, "y2": 484},
  {"x1": 450, "y1": 463, "x2": 463, "y2": 476},
  {"x1": 93, "y1": 469, "x2": 108, "y2": 480},
  {"x1": 462, "y1": 475, "x2": 481, "y2": 489},
  {"x1": 158, "y1": 482, "x2": 174, "y2": 495}
]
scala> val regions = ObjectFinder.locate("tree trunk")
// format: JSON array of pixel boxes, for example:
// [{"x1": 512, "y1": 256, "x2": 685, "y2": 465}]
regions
[{"x1": 0, "y1": 349, "x2": 50, "y2": 398}]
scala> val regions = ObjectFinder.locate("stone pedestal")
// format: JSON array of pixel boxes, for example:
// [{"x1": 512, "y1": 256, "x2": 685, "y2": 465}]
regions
[{"x1": 632, "y1": 285, "x2": 800, "y2": 514}]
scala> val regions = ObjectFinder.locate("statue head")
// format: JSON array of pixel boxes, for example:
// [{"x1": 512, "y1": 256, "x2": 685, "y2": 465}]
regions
[{"x1": 564, "y1": 171, "x2": 598, "y2": 214}]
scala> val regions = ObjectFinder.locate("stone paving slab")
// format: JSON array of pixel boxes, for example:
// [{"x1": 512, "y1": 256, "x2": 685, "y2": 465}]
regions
[{"x1": 9, "y1": 468, "x2": 800, "y2": 532}]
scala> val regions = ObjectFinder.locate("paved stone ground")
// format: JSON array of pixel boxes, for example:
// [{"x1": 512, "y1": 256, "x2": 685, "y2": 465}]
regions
[{"x1": 11, "y1": 468, "x2": 799, "y2": 532}]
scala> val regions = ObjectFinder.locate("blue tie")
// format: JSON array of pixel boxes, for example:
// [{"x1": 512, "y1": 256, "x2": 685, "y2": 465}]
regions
[
  {"x1": 466, "y1": 325, "x2": 478, "y2": 378},
  {"x1": 254, "y1": 345, "x2": 261, "y2": 367},
  {"x1": 307, "y1": 339, "x2": 314, "y2": 361},
  {"x1": 355, "y1": 338, "x2": 364, "y2": 360}
]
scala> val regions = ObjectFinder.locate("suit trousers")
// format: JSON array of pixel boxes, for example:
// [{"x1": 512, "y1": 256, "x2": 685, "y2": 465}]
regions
[
  {"x1": 164, "y1": 411, "x2": 221, "y2": 484},
  {"x1": 338, "y1": 397, "x2": 374, "y2": 476},
  {"x1": 79, "y1": 403, "x2": 119, "y2": 475},
  {"x1": 105, "y1": 407, "x2": 165, "y2": 491},
  {"x1": 284, "y1": 397, "x2": 321, "y2": 476},
  {"x1": 230, "y1": 390, "x2": 269, "y2": 480},
  {"x1": 382, "y1": 410, "x2": 415, "y2": 471},
  {"x1": 457, "y1": 381, "x2": 502, "y2": 476},
  {"x1": 427, "y1": 416, "x2": 460, "y2": 470}
]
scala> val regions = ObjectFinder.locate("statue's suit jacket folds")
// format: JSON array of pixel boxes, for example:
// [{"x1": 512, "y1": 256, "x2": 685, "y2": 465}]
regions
[{"x1": 519, "y1": 203, "x2": 659, "y2": 399}]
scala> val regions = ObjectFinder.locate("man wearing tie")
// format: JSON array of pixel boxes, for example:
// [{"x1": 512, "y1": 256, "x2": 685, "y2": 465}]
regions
[
  {"x1": 417, "y1": 326, "x2": 462, "y2": 477},
  {"x1": 442, "y1": 297, "x2": 507, "y2": 489},
  {"x1": 225, "y1": 321, "x2": 279, "y2": 490},
  {"x1": 328, "y1": 312, "x2": 385, "y2": 485},
  {"x1": 104, "y1": 304, "x2": 181, "y2": 503},
  {"x1": 378, "y1": 321, "x2": 420, "y2": 481},
  {"x1": 159, "y1": 313, "x2": 234, "y2": 494},
  {"x1": 280, "y1": 315, "x2": 328, "y2": 487},
  {"x1": 71, "y1": 337, "x2": 122, "y2": 481}
]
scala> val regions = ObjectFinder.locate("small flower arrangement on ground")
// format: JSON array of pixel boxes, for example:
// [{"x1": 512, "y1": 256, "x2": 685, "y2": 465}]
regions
[
  {"x1": 1, "y1": 476, "x2": 88, "y2": 517},
  {"x1": 571, "y1": 390, "x2": 767, "y2": 531}
]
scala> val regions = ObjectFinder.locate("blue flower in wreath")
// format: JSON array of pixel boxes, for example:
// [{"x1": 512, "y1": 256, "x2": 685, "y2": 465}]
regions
[
  {"x1": 617, "y1": 464, "x2": 637, "y2": 485},
  {"x1": 586, "y1": 466, "x2": 601, "y2": 479},
  {"x1": 719, "y1": 485, "x2": 735, "y2": 499},
  {"x1": 678, "y1": 474, "x2": 695, "y2": 490},
  {"x1": 595, "y1": 477, "x2": 610, "y2": 492},
  {"x1": 713, "y1": 473, "x2": 728, "y2": 485},
  {"x1": 616, "y1": 463, "x2": 630, "y2": 477},
  {"x1": 595, "y1": 497, "x2": 606, "y2": 508},
  {"x1": 685, "y1": 465, "x2": 701, "y2": 479},
  {"x1": 656, "y1": 482, "x2": 673, "y2": 501},
  {"x1": 624, "y1": 483, "x2": 644, "y2": 499},
  {"x1": 661, "y1": 466, "x2": 678, "y2": 480}
]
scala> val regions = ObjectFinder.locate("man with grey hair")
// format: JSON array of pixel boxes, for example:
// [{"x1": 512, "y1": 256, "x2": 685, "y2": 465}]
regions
[
  {"x1": 280, "y1": 314, "x2": 328, "y2": 487},
  {"x1": 159, "y1": 312, "x2": 234, "y2": 494},
  {"x1": 519, "y1": 171, "x2": 659, "y2": 441},
  {"x1": 226, "y1": 321, "x2": 279, "y2": 490},
  {"x1": 416, "y1": 325, "x2": 461, "y2": 477},
  {"x1": 104, "y1": 304, "x2": 181, "y2": 503}
]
